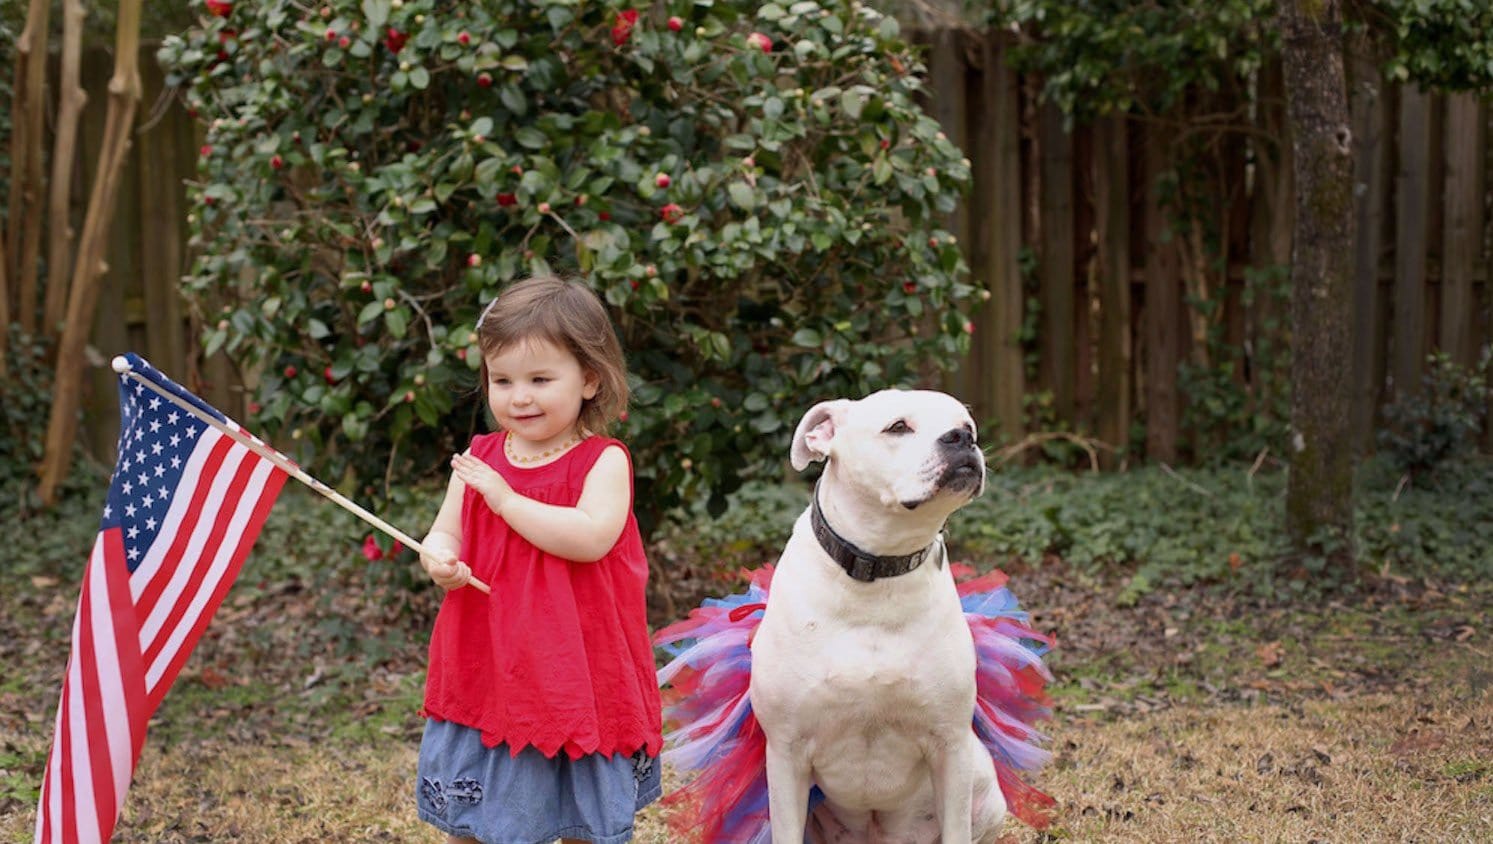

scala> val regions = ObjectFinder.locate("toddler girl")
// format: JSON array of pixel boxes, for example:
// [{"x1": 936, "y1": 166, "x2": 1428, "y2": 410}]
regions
[{"x1": 416, "y1": 275, "x2": 662, "y2": 844}]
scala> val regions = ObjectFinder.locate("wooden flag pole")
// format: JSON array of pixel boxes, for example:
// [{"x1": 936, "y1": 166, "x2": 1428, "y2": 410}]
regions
[{"x1": 111, "y1": 356, "x2": 491, "y2": 594}]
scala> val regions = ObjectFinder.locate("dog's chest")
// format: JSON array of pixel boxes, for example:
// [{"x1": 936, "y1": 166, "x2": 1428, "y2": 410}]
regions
[
  {"x1": 812, "y1": 624, "x2": 966, "y2": 707},
  {"x1": 753, "y1": 593, "x2": 977, "y2": 731}
]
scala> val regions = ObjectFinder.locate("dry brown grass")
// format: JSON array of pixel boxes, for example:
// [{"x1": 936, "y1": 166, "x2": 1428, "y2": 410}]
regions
[
  {"x1": 4, "y1": 682, "x2": 1488, "y2": 842},
  {"x1": 1026, "y1": 686, "x2": 1493, "y2": 842},
  {"x1": 5, "y1": 559, "x2": 1491, "y2": 842}
]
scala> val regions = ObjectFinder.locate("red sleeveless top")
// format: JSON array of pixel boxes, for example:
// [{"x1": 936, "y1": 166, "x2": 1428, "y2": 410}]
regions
[{"x1": 422, "y1": 432, "x2": 663, "y2": 760}]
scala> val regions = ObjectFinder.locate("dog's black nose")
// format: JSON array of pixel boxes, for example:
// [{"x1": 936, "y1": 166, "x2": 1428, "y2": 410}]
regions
[{"x1": 938, "y1": 427, "x2": 974, "y2": 449}]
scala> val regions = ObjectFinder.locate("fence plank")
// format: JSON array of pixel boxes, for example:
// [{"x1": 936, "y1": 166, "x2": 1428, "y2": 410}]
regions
[
  {"x1": 138, "y1": 58, "x2": 187, "y2": 379},
  {"x1": 1440, "y1": 93, "x2": 1484, "y2": 367},
  {"x1": 1093, "y1": 114, "x2": 1131, "y2": 459},
  {"x1": 928, "y1": 28, "x2": 968, "y2": 247},
  {"x1": 1350, "y1": 52, "x2": 1390, "y2": 452},
  {"x1": 1072, "y1": 124, "x2": 1095, "y2": 429},
  {"x1": 1038, "y1": 98, "x2": 1075, "y2": 424},
  {"x1": 1143, "y1": 124, "x2": 1181, "y2": 462},
  {"x1": 1393, "y1": 85, "x2": 1432, "y2": 400},
  {"x1": 978, "y1": 32, "x2": 1025, "y2": 441}
]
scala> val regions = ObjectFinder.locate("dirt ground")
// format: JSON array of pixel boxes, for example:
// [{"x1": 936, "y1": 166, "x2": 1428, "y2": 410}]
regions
[{"x1": 2, "y1": 562, "x2": 1490, "y2": 843}]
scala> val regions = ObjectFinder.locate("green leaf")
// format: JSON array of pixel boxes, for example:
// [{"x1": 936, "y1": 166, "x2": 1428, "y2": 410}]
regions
[
  {"x1": 727, "y1": 182, "x2": 757, "y2": 210},
  {"x1": 384, "y1": 308, "x2": 408, "y2": 338},
  {"x1": 841, "y1": 89, "x2": 864, "y2": 119},
  {"x1": 357, "y1": 301, "x2": 384, "y2": 326},
  {"x1": 362, "y1": 0, "x2": 390, "y2": 30},
  {"x1": 791, "y1": 328, "x2": 821, "y2": 347}
]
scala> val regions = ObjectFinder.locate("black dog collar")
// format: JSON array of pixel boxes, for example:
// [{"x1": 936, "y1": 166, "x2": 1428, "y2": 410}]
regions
[{"x1": 810, "y1": 482, "x2": 936, "y2": 582}]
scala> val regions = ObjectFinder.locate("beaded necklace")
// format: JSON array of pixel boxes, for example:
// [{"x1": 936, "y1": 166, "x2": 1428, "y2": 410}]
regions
[{"x1": 505, "y1": 432, "x2": 582, "y2": 464}]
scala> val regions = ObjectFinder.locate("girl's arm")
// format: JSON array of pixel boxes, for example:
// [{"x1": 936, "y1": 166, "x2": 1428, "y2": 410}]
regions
[
  {"x1": 450, "y1": 445, "x2": 631, "y2": 563},
  {"x1": 420, "y1": 472, "x2": 472, "y2": 589}
]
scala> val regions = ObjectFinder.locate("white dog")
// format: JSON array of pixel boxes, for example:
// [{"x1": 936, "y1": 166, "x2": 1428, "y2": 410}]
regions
[{"x1": 749, "y1": 389, "x2": 1006, "y2": 844}]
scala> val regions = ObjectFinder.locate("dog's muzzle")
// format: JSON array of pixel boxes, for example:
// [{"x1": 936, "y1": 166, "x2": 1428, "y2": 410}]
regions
[{"x1": 935, "y1": 428, "x2": 984, "y2": 496}]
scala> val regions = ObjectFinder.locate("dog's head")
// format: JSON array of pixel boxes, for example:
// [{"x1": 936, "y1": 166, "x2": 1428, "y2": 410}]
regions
[{"x1": 790, "y1": 390, "x2": 985, "y2": 518}]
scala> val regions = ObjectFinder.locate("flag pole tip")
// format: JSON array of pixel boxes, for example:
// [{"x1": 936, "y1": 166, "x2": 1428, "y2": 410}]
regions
[{"x1": 111, "y1": 356, "x2": 133, "y2": 374}]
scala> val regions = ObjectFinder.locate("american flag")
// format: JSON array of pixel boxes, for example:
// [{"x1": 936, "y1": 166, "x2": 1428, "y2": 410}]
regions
[{"x1": 34, "y1": 353, "x2": 288, "y2": 843}]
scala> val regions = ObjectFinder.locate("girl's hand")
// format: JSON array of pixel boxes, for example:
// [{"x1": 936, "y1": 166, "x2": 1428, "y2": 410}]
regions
[
  {"x1": 452, "y1": 451, "x2": 511, "y2": 515},
  {"x1": 421, "y1": 549, "x2": 472, "y2": 591}
]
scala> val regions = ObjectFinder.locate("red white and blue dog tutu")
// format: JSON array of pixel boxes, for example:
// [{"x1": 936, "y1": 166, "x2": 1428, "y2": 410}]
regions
[{"x1": 654, "y1": 563, "x2": 1056, "y2": 842}]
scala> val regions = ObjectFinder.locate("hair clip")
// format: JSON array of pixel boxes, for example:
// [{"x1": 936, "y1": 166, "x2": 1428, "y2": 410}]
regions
[{"x1": 477, "y1": 296, "x2": 500, "y2": 330}]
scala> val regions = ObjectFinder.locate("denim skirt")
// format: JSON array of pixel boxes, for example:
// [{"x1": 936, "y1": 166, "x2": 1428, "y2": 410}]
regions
[{"x1": 416, "y1": 719, "x2": 662, "y2": 844}]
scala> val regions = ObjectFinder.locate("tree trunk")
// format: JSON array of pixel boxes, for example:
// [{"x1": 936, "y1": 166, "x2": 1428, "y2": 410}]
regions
[
  {"x1": 5, "y1": 0, "x2": 52, "y2": 334},
  {"x1": 37, "y1": 0, "x2": 145, "y2": 506},
  {"x1": 1279, "y1": 0, "x2": 1356, "y2": 562},
  {"x1": 43, "y1": 0, "x2": 89, "y2": 340}
]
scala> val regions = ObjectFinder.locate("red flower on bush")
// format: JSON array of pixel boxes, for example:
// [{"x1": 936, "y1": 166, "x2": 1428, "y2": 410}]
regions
[
  {"x1": 205, "y1": 0, "x2": 233, "y2": 18},
  {"x1": 496, "y1": 193, "x2": 517, "y2": 207},
  {"x1": 360, "y1": 534, "x2": 405, "y2": 561},
  {"x1": 384, "y1": 27, "x2": 408, "y2": 54},
  {"x1": 611, "y1": 9, "x2": 639, "y2": 46},
  {"x1": 660, "y1": 203, "x2": 684, "y2": 224},
  {"x1": 746, "y1": 32, "x2": 773, "y2": 53}
]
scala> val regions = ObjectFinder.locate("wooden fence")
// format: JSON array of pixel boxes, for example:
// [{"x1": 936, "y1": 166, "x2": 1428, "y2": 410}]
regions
[
  {"x1": 63, "y1": 36, "x2": 1493, "y2": 462},
  {"x1": 930, "y1": 31, "x2": 1493, "y2": 460}
]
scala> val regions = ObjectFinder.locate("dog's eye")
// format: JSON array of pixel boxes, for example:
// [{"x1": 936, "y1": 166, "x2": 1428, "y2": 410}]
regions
[{"x1": 883, "y1": 420, "x2": 912, "y2": 435}]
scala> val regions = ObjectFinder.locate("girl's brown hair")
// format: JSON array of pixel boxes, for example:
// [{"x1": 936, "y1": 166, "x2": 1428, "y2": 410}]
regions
[{"x1": 475, "y1": 275, "x2": 629, "y2": 435}]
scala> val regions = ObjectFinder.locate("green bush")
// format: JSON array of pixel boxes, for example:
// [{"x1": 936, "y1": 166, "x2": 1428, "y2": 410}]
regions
[
  {"x1": 953, "y1": 457, "x2": 1493, "y2": 599},
  {"x1": 158, "y1": 0, "x2": 977, "y2": 531},
  {"x1": 987, "y1": 0, "x2": 1276, "y2": 122},
  {"x1": 1378, "y1": 349, "x2": 1492, "y2": 482},
  {"x1": 1373, "y1": 0, "x2": 1493, "y2": 89}
]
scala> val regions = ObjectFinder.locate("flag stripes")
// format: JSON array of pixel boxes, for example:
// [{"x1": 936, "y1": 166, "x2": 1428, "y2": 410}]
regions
[{"x1": 34, "y1": 354, "x2": 288, "y2": 843}]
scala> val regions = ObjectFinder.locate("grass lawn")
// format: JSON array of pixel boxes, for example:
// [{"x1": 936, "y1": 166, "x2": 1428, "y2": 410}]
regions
[{"x1": 2, "y1": 479, "x2": 1491, "y2": 842}]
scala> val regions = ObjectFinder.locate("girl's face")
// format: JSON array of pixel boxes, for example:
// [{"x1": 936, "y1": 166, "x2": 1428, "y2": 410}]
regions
[{"x1": 484, "y1": 338, "x2": 598, "y2": 452}]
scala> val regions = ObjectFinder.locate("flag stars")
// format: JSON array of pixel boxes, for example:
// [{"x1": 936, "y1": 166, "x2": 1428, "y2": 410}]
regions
[
  {"x1": 150, "y1": 420, "x2": 162, "y2": 433},
  {"x1": 127, "y1": 525, "x2": 140, "y2": 540},
  {"x1": 149, "y1": 397, "x2": 162, "y2": 411},
  {"x1": 154, "y1": 464, "x2": 165, "y2": 477},
  {"x1": 127, "y1": 546, "x2": 140, "y2": 561},
  {"x1": 138, "y1": 472, "x2": 149, "y2": 487},
  {"x1": 124, "y1": 504, "x2": 137, "y2": 518},
  {"x1": 151, "y1": 441, "x2": 164, "y2": 456},
  {"x1": 167, "y1": 411, "x2": 181, "y2": 426},
  {"x1": 145, "y1": 517, "x2": 157, "y2": 531},
  {"x1": 122, "y1": 481, "x2": 134, "y2": 496},
  {"x1": 157, "y1": 488, "x2": 168, "y2": 503},
  {"x1": 170, "y1": 434, "x2": 181, "y2": 448}
]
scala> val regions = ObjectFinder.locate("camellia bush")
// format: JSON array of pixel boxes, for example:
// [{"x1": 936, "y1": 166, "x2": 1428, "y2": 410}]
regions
[{"x1": 159, "y1": 0, "x2": 976, "y2": 530}]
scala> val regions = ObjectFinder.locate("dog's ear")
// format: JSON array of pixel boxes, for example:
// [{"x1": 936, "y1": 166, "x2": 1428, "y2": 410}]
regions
[{"x1": 791, "y1": 399, "x2": 850, "y2": 471}]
